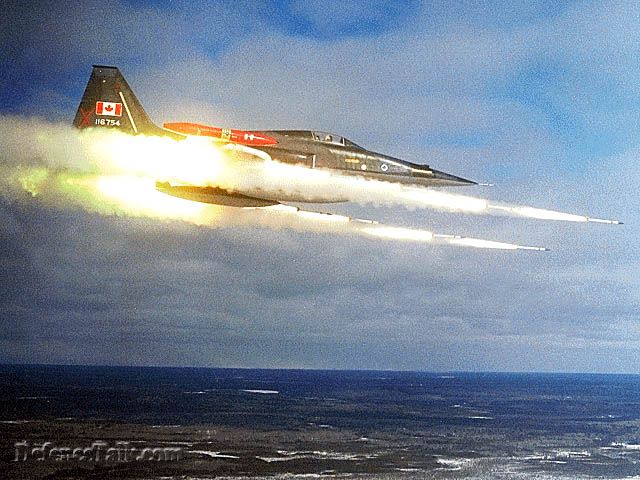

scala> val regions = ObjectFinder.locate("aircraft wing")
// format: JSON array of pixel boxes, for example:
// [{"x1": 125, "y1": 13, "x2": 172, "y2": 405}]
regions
[
  {"x1": 246, "y1": 205, "x2": 548, "y2": 252},
  {"x1": 156, "y1": 182, "x2": 279, "y2": 207}
]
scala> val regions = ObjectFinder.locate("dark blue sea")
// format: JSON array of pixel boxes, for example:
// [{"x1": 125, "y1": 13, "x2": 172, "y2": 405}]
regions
[{"x1": 2, "y1": 365, "x2": 640, "y2": 479}]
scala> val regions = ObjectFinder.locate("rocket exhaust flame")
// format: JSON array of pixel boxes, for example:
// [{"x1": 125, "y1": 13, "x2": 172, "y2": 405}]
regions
[
  {"x1": 359, "y1": 225, "x2": 547, "y2": 251},
  {"x1": 0, "y1": 117, "x2": 620, "y2": 251},
  {"x1": 10, "y1": 169, "x2": 546, "y2": 251},
  {"x1": 389, "y1": 187, "x2": 621, "y2": 224},
  {"x1": 489, "y1": 205, "x2": 622, "y2": 224},
  {"x1": 253, "y1": 205, "x2": 547, "y2": 251}
]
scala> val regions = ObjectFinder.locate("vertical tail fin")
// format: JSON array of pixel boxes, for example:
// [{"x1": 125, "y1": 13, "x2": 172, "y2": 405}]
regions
[{"x1": 73, "y1": 65, "x2": 181, "y2": 138}]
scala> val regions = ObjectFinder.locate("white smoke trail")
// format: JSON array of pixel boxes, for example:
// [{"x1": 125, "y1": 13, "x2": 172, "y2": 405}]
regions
[
  {"x1": 0, "y1": 117, "x2": 617, "y2": 251},
  {"x1": 0, "y1": 117, "x2": 620, "y2": 223},
  {"x1": 250, "y1": 205, "x2": 548, "y2": 251}
]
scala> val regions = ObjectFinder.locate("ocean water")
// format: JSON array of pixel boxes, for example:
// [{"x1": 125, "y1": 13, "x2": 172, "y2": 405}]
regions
[{"x1": 1, "y1": 365, "x2": 640, "y2": 479}]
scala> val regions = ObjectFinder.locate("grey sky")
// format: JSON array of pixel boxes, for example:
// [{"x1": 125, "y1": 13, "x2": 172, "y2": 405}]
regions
[{"x1": 0, "y1": 0, "x2": 638, "y2": 372}]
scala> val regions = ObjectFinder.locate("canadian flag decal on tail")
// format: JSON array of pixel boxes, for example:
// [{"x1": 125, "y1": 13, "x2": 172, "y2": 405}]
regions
[{"x1": 96, "y1": 101, "x2": 123, "y2": 117}]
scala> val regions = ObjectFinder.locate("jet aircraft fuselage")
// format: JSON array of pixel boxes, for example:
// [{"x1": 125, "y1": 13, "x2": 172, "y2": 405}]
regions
[
  {"x1": 158, "y1": 123, "x2": 475, "y2": 205},
  {"x1": 74, "y1": 66, "x2": 474, "y2": 207}
]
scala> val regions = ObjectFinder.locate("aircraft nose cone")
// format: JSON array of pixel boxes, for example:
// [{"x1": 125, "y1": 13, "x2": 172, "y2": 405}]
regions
[
  {"x1": 417, "y1": 168, "x2": 477, "y2": 186},
  {"x1": 435, "y1": 170, "x2": 477, "y2": 186}
]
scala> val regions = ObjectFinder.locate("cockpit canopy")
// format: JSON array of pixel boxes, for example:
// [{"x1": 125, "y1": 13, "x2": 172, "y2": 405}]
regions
[{"x1": 312, "y1": 131, "x2": 362, "y2": 149}]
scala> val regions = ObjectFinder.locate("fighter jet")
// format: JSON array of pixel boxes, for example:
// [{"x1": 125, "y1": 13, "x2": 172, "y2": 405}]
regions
[
  {"x1": 71, "y1": 65, "x2": 620, "y2": 251},
  {"x1": 74, "y1": 65, "x2": 475, "y2": 208}
]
